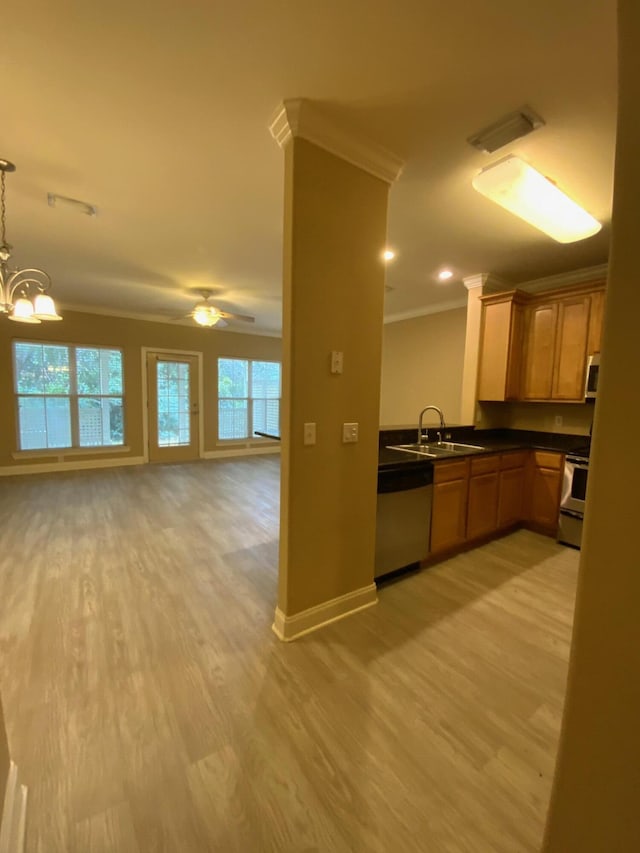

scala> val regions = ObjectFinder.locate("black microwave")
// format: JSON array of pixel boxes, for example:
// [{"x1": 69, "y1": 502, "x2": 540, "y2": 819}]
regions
[{"x1": 585, "y1": 353, "x2": 600, "y2": 399}]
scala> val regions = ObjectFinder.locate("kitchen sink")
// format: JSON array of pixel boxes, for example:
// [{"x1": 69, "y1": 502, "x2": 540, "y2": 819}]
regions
[
  {"x1": 387, "y1": 442, "x2": 485, "y2": 457},
  {"x1": 430, "y1": 441, "x2": 485, "y2": 452}
]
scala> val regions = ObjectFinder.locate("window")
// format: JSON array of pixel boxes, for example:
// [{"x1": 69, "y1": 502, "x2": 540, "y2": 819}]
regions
[
  {"x1": 218, "y1": 358, "x2": 280, "y2": 440},
  {"x1": 13, "y1": 342, "x2": 124, "y2": 451}
]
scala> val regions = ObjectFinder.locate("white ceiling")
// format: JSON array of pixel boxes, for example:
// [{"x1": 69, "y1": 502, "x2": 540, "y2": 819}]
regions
[{"x1": 2, "y1": 0, "x2": 617, "y2": 334}]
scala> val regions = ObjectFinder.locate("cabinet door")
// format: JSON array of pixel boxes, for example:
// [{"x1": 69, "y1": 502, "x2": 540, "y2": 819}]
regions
[
  {"x1": 467, "y1": 472, "x2": 499, "y2": 540},
  {"x1": 529, "y1": 467, "x2": 562, "y2": 533},
  {"x1": 587, "y1": 289, "x2": 606, "y2": 355},
  {"x1": 522, "y1": 303, "x2": 559, "y2": 400},
  {"x1": 497, "y1": 466, "x2": 525, "y2": 528},
  {"x1": 552, "y1": 295, "x2": 591, "y2": 400},
  {"x1": 431, "y1": 478, "x2": 468, "y2": 553}
]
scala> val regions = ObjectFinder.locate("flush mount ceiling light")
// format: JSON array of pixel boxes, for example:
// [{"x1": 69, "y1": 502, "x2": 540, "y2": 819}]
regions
[
  {"x1": 438, "y1": 269, "x2": 454, "y2": 281},
  {"x1": 382, "y1": 249, "x2": 395, "y2": 261},
  {"x1": 472, "y1": 155, "x2": 602, "y2": 244},
  {"x1": 0, "y1": 159, "x2": 62, "y2": 323}
]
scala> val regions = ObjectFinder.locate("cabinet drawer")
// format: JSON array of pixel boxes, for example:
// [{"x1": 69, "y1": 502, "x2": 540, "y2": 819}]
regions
[
  {"x1": 500, "y1": 451, "x2": 528, "y2": 470},
  {"x1": 533, "y1": 451, "x2": 563, "y2": 470},
  {"x1": 470, "y1": 454, "x2": 500, "y2": 476},
  {"x1": 434, "y1": 459, "x2": 469, "y2": 484}
]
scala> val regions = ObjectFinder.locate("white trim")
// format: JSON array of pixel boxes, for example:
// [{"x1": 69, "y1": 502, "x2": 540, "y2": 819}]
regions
[
  {"x1": 203, "y1": 445, "x2": 280, "y2": 460},
  {"x1": 272, "y1": 583, "x2": 378, "y2": 642},
  {"x1": 0, "y1": 762, "x2": 27, "y2": 853},
  {"x1": 517, "y1": 263, "x2": 608, "y2": 294},
  {"x1": 269, "y1": 99, "x2": 404, "y2": 185},
  {"x1": 12, "y1": 444, "x2": 131, "y2": 460},
  {"x1": 0, "y1": 455, "x2": 145, "y2": 477},
  {"x1": 384, "y1": 298, "x2": 468, "y2": 325},
  {"x1": 462, "y1": 273, "x2": 508, "y2": 292},
  {"x1": 141, "y1": 347, "x2": 205, "y2": 463}
]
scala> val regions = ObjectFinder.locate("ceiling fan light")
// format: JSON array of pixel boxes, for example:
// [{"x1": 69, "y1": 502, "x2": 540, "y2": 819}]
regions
[
  {"x1": 9, "y1": 297, "x2": 41, "y2": 323},
  {"x1": 193, "y1": 306, "x2": 220, "y2": 327},
  {"x1": 472, "y1": 155, "x2": 602, "y2": 243},
  {"x1": 32, "y1": 292, "x2": 63, "y2": 320}
]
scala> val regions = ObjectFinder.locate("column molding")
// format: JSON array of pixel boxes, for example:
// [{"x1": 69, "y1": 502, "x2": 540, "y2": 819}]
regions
[{"x1": 269, "y1": 98, "x2": 404, "y2": 184}]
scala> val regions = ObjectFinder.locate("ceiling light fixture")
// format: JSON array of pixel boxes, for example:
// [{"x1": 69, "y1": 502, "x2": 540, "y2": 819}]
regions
[
  {"x1": 193, "y1": 303, "x2": 223, "y2": 327},
  {"x1": 0, "y1": 159, "x2": 62, "y2": 323},
  {"x1": 382, "y1": 249, "x2": 395, "y2": 261},
  {"x1": 472, "y1": 155, "x2": 602, "y2": 244},
  {"x1": 438, "y1": 269, "x2": 453, "y2": 281}
]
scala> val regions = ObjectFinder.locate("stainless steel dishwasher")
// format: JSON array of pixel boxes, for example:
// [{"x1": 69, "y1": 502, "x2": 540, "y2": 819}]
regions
[{"x1": 374, "y1": 462, "x2": 434, "y2": 580}]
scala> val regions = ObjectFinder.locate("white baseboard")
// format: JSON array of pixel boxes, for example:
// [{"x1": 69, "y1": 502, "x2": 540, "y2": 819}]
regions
[
  {"x1": 272, "y1": 583, "x2": 378, "y2": 642},
  {"x1": 0, "y1": 762, "x2": 27, "y2": 853},
  {"x1": 203, "y1": 446, "x2": 280, "y2": 460},
  {"x1": 0, "y1": 455, "x2": 145, "y2": 477}
]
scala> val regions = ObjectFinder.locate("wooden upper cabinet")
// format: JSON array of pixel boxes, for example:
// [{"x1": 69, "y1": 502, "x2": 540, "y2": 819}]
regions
[
  {"x1": 552, "y1": 295, "x2": 591, "y2": 400},
  {"x1": 477, "y1": 292, "x2": 525, "y2": 401},
  {"x1": 587, "y1": 289, "x2": 606, "y2": 355},
  {"x1": 478, "y1": 281, "x2": 606, "y2": 404},
  {"x1": 522, "y1": 302, "x2": 559, "y2": 400}
]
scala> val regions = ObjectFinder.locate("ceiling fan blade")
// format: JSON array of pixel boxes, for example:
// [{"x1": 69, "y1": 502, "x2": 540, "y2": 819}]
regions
[
  {"x1": 216, "y1": 318, "x2": 228, "y2": 329},
  {"x1": 218, "y1": 311, "x2": 255, "y2": 323}
]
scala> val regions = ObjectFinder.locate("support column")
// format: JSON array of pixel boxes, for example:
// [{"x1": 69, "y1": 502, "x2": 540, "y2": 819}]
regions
[
  {"x1": 269, "y1": 99, "x2": 403, "y2": 640},
  {"x1": 543, "y1": 2, "x2": 640, "y2": 849},
  {"x1": 460, "y1": 273, "x2": 505, "y2": 425}
]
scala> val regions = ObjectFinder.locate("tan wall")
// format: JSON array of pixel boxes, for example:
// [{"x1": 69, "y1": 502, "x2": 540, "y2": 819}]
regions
[
  {"x1": 279, "y1": 137, "x2": 388, "y2": 615},
  {"x1": 543, "y1": 2, "x2": 640, "y2": 849},
  {"x1": 379, "y1": 307, "x2": 467, "y2": 427},
  {"x1": 479, "y1": 400, "x2": 594, "y2": 435},
  {"x1": 0, "y1": 310, "x2": 281, "y2": 467}
]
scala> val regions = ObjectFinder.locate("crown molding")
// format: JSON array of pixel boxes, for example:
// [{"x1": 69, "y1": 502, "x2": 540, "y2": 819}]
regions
[
  {"x1": 384, "y1": 297, "x2": 468, "y2": 325},
  {"x1": 463, "y1": 273, "x2": 509, "y2": 292},
  {"x1": 58, "y1": 302, "x2": 282, "y2": 338},
  {"x1": 517, "y1": 263, "x2": 608, "y2": 294},
  {"x1": 269, "y1": 98, "x2": 404, "y2": 185}
]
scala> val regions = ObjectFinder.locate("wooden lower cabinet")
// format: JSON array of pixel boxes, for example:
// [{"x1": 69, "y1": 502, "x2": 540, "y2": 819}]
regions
[
  {"x1": 526, "y1": 451, "x2": 563, "y2": 534},
  {"x1": 497, "y1": 466, "x2": 525, "y2": 528},
  {"x1": 430, "y1": 460, "x2": 469, "y2": 553},
  {"x1": 466, "y1": 455, "x2": 500, "y2": 540},
  {"x1": 429, "y1": 449, "x2": 561, "y2": 560}
]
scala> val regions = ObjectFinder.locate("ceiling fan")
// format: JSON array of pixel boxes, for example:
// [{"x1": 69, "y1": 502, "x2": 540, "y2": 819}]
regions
[{"x1": 176, "y1": 289, "x2": 255, "y2": 328}]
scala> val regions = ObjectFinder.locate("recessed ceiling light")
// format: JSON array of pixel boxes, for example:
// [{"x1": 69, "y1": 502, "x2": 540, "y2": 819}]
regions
[
  {"x1": 438, "y1": 269, "x2": 454, "y2": 281},
  {"x1": 382, "y1": 249, "x2": 395, "y2": 261}
]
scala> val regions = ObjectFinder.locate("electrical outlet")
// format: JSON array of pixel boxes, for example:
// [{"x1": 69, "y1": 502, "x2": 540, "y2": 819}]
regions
[
  {"x1": 303, "y1": 422, "x2": 316, "y2": 445},
  {"x1": 342, "y1": 422, "x2": 358, "y2": 443},
  {"x1": 555, "y1": 415, "x2": 563, "y2": 427}
]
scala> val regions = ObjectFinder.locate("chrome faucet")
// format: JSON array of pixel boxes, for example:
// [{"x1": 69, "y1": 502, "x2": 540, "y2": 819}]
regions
[{"x1": 417, "y1": 406, "x2": 446, "y2": 445}]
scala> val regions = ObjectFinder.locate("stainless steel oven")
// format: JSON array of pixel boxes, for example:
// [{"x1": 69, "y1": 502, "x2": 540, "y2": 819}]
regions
[{"x1": 558, "y1": 454, "x2": 589, "y2": 548}]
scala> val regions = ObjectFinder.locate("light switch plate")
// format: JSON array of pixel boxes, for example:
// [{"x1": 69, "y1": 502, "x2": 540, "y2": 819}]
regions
[
  {"x1": 342, "y1": 422, "x2": 358, "y2": 443},
  {"x1": 330, "y1": 351, "x2": 344, "y2": 375},
  {"x1": 303, "y1": 422, "x2": 316, "y2": 445}
]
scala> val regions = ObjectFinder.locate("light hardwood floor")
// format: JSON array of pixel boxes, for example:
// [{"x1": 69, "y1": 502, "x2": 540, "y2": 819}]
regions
[{"x1": 0, "y1": 458, "x2": 578, "y2": 852}]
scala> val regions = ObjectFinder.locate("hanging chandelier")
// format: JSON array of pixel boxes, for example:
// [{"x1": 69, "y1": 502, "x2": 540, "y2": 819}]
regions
[{"x1": 0, "y1": 158, "x2": 62, "y2": 323}]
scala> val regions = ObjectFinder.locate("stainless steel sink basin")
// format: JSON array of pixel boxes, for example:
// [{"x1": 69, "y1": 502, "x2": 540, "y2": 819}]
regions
[
  {"x1": 432, "y1": 442, "x2": 485, "y2": 452},
  {"x1": 387, "y1": 442, "x2": 485, "y2": 457}
]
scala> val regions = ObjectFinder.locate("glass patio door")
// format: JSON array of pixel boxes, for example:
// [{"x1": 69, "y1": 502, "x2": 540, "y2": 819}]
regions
[{"x1": 147, "y1": 352, "x2": 200, "y2": 462}]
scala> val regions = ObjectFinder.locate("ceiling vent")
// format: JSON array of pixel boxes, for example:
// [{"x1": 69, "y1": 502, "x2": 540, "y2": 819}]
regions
[{"x1": 467, "y1": 106, "x2": 545, "y2": 153}]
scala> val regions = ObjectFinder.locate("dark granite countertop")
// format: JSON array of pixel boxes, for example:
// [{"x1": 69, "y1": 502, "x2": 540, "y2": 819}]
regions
[{"x1": 378, "y1": 427, "x2": 590, "y2": 470}]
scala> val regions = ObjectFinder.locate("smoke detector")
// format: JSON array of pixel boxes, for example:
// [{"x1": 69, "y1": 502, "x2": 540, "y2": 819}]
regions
[{"x1": 467, "y1": 106, "x2": 545, "y2": 153}]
